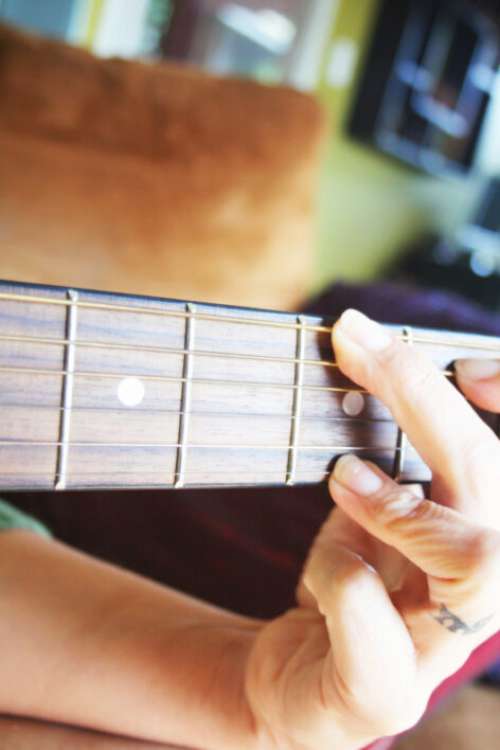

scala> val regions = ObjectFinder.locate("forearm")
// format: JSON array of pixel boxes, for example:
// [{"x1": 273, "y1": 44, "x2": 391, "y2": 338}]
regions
[
  {"x1": 0, "y1": 715, "x2": 185, "y2": 750},
  {"x1": 0, "y1": 531, "x2": 265, "y2": 750}
]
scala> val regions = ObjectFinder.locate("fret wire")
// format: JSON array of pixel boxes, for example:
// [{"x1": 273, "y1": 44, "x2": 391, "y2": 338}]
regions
[
  {"x1": 393, "y1": 326, "x2": 413, "y2": 480},
  {"x1": 174, "y1": 303, "x2": 196, "y2": 488},
  {"x1": 1, "y1": 290, "x2": 500, "y2": 352},
  {"x1": 0, "y1": 440, "x2": 403, "y2": 451},
  {"x1": 54, "y1": 290, "x2": 78, "y2": 490},
  {"x1": 0, "y1": 364, "x2": 452, "y2": 396},
  {"x1": 286, "y1": 315, "x2": 306, "y2": 486}
]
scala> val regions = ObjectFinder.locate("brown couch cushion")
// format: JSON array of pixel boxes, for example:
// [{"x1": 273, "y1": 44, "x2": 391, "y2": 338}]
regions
[{"x1": 0, "y1": 23, "x2": 326, "y2": 308}]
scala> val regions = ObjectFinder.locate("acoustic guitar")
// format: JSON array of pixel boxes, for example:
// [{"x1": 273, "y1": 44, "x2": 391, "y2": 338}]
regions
[{"x1": 0, "y1": 279, "x2": 498, "y2": 492}]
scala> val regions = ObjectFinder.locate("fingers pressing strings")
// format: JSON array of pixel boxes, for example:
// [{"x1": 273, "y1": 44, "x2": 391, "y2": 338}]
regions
[
  {"x1": 332, "y1": 310, "x2": 500, "y2": 527},
  {"x1": 330, "y1": 455, "x2": 499, "y2": 629}
]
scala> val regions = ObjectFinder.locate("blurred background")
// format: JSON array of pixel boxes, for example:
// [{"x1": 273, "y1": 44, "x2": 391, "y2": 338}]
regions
[
  {"x1": 1, "y1": 0, "x2": 499, "y2": 312},
  {"x1": 1, "y1": 3, "x2": 500, "y2": 749}
]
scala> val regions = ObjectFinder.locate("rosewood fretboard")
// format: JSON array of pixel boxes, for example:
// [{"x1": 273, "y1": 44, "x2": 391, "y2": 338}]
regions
[{"x1": 0, "y1": 280, "x2": 498, "y2": 491}]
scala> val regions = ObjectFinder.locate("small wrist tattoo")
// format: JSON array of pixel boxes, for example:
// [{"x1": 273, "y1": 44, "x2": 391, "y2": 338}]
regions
[{"x1": 432, "y1": 604, "x2": 493, "y2": 635}]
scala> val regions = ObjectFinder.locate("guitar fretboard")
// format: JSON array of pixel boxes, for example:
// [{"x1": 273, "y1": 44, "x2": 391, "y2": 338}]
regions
[{"x1": 0, "y1": 280, "x2": 498, "y2": 491}]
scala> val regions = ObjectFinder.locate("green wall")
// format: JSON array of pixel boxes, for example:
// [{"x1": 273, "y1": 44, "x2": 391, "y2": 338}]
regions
[{"x1": 313, "y1": 0, "x2": 482, "y2": 291}]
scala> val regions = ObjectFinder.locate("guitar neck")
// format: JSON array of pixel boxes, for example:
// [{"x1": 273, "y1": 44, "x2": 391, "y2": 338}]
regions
[{"x1": 0, "y1": 279, "x2": 498, "y2": 492}]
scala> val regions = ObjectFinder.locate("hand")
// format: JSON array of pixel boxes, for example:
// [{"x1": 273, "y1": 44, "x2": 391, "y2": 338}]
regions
[{"x1": 245, "y1": 310, "x2": 500, "y2": 750}]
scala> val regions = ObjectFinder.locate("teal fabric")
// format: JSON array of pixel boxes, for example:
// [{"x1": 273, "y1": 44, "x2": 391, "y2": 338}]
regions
[{"x1": 0, "y1": 498, "x2": 52, "y2": 539}]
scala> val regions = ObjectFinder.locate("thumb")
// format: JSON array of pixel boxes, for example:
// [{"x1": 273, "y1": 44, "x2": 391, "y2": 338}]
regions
[
  {"x1": 329, "y1": 455, "x2": 491, "y2": 585},
  {"x1": 303, "y1": 541, "x2": 419, "y2": 737}
]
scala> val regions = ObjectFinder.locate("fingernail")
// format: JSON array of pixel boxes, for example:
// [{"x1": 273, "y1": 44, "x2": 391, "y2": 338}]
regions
[
  {"x1": 455, "y1": 358, "x2": 500, "y2": 381},
  {"x1": 333, "y1": 455, "x2": 384, "y2": 496},
  {"x1": 337, "y1": 309, "x2": 393, "y2": 352}
]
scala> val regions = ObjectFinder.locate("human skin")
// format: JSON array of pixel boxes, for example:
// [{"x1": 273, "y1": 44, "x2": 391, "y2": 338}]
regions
[
  {"x1": 0, "y1": 309, "x2": 498, "y2": 750},
  {"x1": 0, "y1": 715, "x2": 175, "y2": 750}
]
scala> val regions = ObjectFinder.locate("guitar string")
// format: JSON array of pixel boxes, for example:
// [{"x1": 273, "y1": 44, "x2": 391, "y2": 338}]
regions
[
  {"x1": 0, "y1": 291, "x2": 490, "y2": 479},
  {"x1": 1, "y1": 290, "x2": 500, "y2": 352},
  {"x1": 0, "y1": 469, "x2": 387, "y2": 481},
  {"x1": 0, "y1": 335, "x2": 486, "y2": 467},
  {"x1": 0, "y1": 332, "x2": 455, "y2": 375},
  {"x1": 0, "y1": 403, "x2": 393, "y2": 424},
  {"x1": 0, "y1": 333, "x2": 339, "y2": 370},
  {"x1": 0, "y1": 440, "x2": 403, "y2": 450},
  {"x1": 0, "y1": 363, "x2": 452, "y2": 396},
  {"x1": 0, "y1": 290, "x2": 331, "y2": 334}
]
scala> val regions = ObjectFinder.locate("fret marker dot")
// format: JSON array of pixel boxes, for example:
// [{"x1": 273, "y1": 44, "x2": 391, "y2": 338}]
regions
[
  {"x1": 117, "y1": 377, "x2": 145, "y2": 407},
  {"x1": 342, "y1": 391, "x2": 365, "y2": 417}
]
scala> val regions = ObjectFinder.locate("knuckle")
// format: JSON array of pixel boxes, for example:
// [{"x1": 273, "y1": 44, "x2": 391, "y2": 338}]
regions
[
  {"x1": 401, "y1": 363, "x2": 437, "y2": 402},
  {"x1": 443, "y1": 531, "x2": 500, "y2": 609},
  {"x1": 375, "y1": 340, "x2": 409, "y2": 381},
  {"x1": 375, "y1": 343, "x2": 446, "y2": 414},
  {"x1": 377, "y1": 488, "x2": 429, "y2": 529},
  {"x1": 303, "y1": 545, "x2": 375, "y2": 613},
  {"x1": 330, "y1": 553, "x2": 377, "y2": 602},
  {"x1": 465, "y1": 531, "x2": 500, "y2": 579},
  {"x1": 378, "y1": 342, "x2": 433, "y2": 391}
]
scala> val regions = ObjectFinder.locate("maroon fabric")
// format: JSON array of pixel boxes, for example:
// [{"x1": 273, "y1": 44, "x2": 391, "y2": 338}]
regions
[
  {"x1": 374, "y1": 629, "x2": 500, "y2": 748},
  {"x1": 7, "y1": 281, "x2": 500, "y2": 745}
]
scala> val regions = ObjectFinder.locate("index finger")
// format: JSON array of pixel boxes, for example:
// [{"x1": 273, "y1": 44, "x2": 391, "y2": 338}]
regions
[{"x1": 332, "y1": 310, "x2": 499, "y2": 514}]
